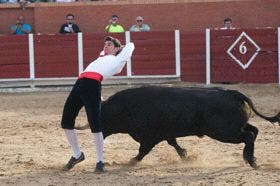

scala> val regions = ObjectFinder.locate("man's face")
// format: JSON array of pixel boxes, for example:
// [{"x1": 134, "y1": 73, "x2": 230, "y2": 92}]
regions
[
  {"x1": 136, "y1": 19, "x2": 143, "y2": 26},
  {"x1": 111, "y1": 17, "x2": 118, "y2": 25},
  {"x1": 66, "y1": 16, "x2": 74, "y2": 24},
  {"x1": 17, "y1": 16, "x2": 24, "y2": 25},
  {"x1": 224, "y1": 21, "x2": 232, "y2": 28},
  {"x1": 103, "y1": 41, "x2": 119, "y2": 55}
]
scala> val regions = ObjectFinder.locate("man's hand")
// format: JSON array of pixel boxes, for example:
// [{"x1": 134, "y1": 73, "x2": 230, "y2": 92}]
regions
[
  {"x1": 17, "y1": 24, "x2": 23, "y2": 30},
  {"x1": 69, "y1": 27, "x2": 74, "y2": 33}
]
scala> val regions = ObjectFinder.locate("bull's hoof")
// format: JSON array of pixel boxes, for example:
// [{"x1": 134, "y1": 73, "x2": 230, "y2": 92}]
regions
[
  {"x1": 128, "y1": 158, "x2": 138, "y2": 166},
  {"x1": 249, "y1": 162, "x2": 259, "y2": 169},
  {"x1": 179, "y1": 149, "x2": 187, "y2": 160},
  {"x1": 245, "y1": 157, "x2": 258, "y2": 169},
  {"x1": 249, "y1": 159, "x2": 259, "y2": 169}
]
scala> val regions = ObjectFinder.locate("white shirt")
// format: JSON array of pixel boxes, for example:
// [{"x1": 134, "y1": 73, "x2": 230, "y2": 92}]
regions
[{"x1": 83, "y1": 42, "x2": 135, "y2": 80}]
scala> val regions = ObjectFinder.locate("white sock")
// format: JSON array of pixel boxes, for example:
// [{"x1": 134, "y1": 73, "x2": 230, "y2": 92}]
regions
[
  {"x1": 64, "y1": 129, "x2": 81, "y2": 159},
  {"x1": 93, "y1": 132, "x2": 104, "y2": 163}
]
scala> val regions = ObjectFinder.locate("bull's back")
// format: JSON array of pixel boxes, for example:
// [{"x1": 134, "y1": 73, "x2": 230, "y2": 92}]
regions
[
  {"x1": 102, "y1": 86, "x2": 220, "y2": 139},
  {"x1": 102, "y1": 86, "x2": 248, "y2": 141}
]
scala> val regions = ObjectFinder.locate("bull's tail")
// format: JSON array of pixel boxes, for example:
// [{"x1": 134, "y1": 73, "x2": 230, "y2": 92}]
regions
[
  {"x1": 228, "y1": 90, "x2": 280, "y2": 124},
  {"x1": 75, "y1": 124, "x2": 89, "y2": 130}
]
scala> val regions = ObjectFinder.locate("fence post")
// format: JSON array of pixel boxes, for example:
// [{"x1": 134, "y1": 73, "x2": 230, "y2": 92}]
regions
[
  {"x1": 28, "y1": 34, "x2": 35, "y2": 88},
  {"x1": 175, "y1": 30, "x2": 181, "y2": 78},
  {"x1": 125, "y1": 31, "x2": 132, "y2": 78},
  {"x1": 206, "y1": 28, "x2": 211, "y2": 85},
  {"x1": 278, "y1": 27, "x2": 280, "y2": 85},
  {"x1": 78, "y1": 32, "x2": 84, "y2": 75}
]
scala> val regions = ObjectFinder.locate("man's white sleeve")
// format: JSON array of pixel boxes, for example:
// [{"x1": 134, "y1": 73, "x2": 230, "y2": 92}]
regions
[
  {"x1": 112, "y1": 42, "x2": 135, "y2": 74},
  {"x1": 115, "y1": 42, "x2": 135, "y2": 64}
]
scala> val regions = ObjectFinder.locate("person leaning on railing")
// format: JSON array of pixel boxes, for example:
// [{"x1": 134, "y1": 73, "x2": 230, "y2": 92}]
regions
[
  {"x1": 10, "y1": 15, "x2": 32, "y2": 35},
  {"x1": 129, "y1": 16, "x2": 151, "y2": 32},
  {"x1": 105, "y1": 14, "x2": 125, "y2": 33},
  {"x1": 59, "y1": 13, "x2": 81, "y2": 34},
  {"x1": 220, "y1": 17, "x2": 235, "y2": 30}
]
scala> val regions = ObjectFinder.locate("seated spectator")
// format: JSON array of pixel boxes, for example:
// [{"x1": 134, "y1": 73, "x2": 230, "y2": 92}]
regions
[
  {"x1": 129, "y1": 16, "x2": 150, "y2": 32},
  {"x1": 19, "y1": 0, "x2": 29, "y2": 10},
  {"x1": 220, "y1": 18, "x2": 234, "y2": 30},
  {"x1": 59, "y1": 13, "x2": 81, "y2": 34},
  {"x1": 105, "y1": 15, "x2": 125, "y2": 33},
  {"x1": 10, "y1": 15, "x2": 32, "y2": 35}
]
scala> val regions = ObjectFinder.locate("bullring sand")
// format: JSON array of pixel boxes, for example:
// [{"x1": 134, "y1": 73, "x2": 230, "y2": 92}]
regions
[{"x1": 0, "y1": 83, "x2": 279, "y2": 185}]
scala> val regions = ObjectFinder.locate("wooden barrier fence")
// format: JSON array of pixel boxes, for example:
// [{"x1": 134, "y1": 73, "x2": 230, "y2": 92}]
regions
[{"x1": 0, "y1": 29, "x2": 279, "y2": 87}]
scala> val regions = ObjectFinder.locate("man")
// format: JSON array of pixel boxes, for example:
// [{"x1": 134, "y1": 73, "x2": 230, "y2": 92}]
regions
[
  {"x1": 220, "y1": 18, "x2": 234, "y2": 30},
  {"x1": 129, "y1": 16, "x2": 151, "y2": 32},
  {"x1": 60, "y1": 13, "x2": 81, "y2": 34},
  {"x1": 10, "y1": 15, "x2": 32, "y2": 35},
  {"x1": 105, "y1": 15, "x2": 125, "y2": 33},
  {"x1": 61, "y1": 36, "x2": 135, "y2": 173}
]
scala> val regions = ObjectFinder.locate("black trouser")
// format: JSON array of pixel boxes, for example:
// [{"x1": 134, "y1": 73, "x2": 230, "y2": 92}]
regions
[{"x1": 61, "y1": 78, "x2": 102, "y2": 133}]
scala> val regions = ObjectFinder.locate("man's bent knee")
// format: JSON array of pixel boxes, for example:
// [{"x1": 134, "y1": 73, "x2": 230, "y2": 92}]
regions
[{"x1": 61, "y1": 120, "x2": 75, "y2": 129}]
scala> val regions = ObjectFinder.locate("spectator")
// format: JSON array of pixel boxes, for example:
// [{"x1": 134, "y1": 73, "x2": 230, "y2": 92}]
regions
[
  {"x1": 59, "y1": 13, "x2": 81, "y2": 34},
  {"x1": 19, "y1": 0, "x2": 29, "y2": 10},
  {"x1": 220, "y1": 18, "x2": 234, "y2": 30},
  {"x1": 10, "y1": 15, "x2": 32, "y2": 35},
  {"x1": 105, "y1": 15, "x2": 125, "y2": 33},
  {"x1": 129, "y1": 16, "x2": 150, "y2": 32}
]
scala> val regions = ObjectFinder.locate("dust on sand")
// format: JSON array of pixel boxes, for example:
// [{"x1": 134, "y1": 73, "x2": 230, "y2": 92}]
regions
[{"x1": 0, "y1": 83, "x2": 279, "y2": 185}]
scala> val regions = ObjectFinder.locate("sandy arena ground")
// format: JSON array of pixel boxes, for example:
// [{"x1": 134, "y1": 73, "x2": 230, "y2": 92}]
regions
[{"x1": 0, "y1": 83, "x2": 279, "y2": 185}]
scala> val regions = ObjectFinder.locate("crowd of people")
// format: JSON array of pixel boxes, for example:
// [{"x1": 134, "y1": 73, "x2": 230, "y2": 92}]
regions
[
  {"x1": 105, "y1": 14, "x2": 151, "y2": 33},
  {"x1": 7, "y1": 13, "x2": 234, "y2": 35},
  {"x1": 8, "y1": 14, "x2": 152, "y2": 35}
]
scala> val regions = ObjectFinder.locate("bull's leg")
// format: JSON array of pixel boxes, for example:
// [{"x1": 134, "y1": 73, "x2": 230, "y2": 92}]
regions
[
  {"x1": 167, "y1": 138, "x2": 187, "y2": 159},
  {"x1": 242, "y1": 131, "x2": 257, "y2": 169},
  {"x1": 244, "y1": 123, "x2": 258, "y2": 142},
  {"x1": 129, "y1": 142, "x2": 155, "y2": 165},
  {"x1": 205, "y1": 124, "x2": 257, "y2": 169}
]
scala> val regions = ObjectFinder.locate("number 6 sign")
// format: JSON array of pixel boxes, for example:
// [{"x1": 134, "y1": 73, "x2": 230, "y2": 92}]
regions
[{"x1": 227, "y1": 32, "x2": 261, "y2": 69}]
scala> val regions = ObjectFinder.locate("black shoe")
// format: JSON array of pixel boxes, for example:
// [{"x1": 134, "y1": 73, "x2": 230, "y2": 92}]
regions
[
  {"x1": 63, "y1": 152, "x2": 85, "y2": 171},
  {"x1": 94, "y1": 161, "x2": 105, "y2": 173}
]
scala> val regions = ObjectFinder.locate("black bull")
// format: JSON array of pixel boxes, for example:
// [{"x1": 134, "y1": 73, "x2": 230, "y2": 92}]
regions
[{"x1": 76, "y1": 86, "x2": 280, "y2": 168}]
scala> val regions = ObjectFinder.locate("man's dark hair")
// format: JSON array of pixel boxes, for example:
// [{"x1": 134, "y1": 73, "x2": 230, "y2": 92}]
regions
[
  {"x1": 66, "y1": 13, "x2": 75, "y2": 18},
  {"x1": 224, "y1": 18, "x2": 232, "y2": 23},
  {"x1": 111, "y1": 15, "x2": 119, "y2": 19},
  {"x1": 104, "y1": 36, "x2": 121, "y2": 48}
]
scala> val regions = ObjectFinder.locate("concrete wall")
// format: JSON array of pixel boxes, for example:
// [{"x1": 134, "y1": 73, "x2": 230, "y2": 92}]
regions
[{"x1": 0, "y1": 0, "x2": 279, "y2": 35}]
